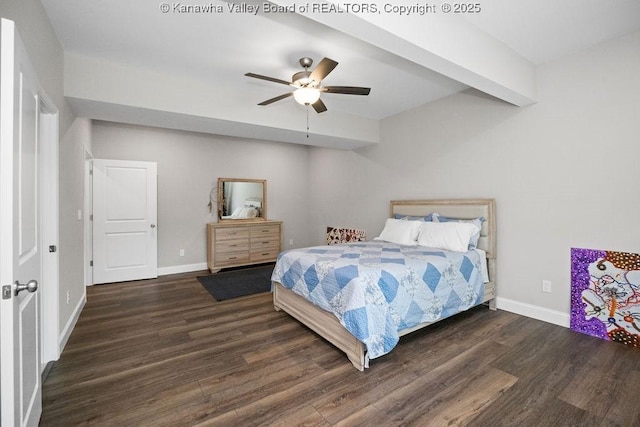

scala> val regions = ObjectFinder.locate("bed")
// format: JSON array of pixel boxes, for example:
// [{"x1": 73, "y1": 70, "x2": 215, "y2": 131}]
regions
[{"x1": 272, "y1": 199, "x2": 496, "y2": 371}]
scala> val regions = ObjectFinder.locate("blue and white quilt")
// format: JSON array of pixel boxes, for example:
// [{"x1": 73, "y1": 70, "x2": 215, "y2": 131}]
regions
[{"x1": 271, "y1": 241, "x2": 485, "y2": 360}]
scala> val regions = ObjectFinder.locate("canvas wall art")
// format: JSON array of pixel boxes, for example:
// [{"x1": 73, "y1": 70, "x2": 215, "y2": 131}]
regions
[{"x1": 571, "y1": 247, "x2": 640, "y2": 347}]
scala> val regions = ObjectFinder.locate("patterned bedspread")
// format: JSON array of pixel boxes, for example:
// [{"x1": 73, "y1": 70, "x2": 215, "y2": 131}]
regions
[{"x1": 271, "y1": 241, "x2": 485, "y2": 359}]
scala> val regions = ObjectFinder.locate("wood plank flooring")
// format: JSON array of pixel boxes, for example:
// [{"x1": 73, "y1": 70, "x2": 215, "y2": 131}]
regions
[{"x1": 41, "y1": 271, "x2": 640, "y2": 426}]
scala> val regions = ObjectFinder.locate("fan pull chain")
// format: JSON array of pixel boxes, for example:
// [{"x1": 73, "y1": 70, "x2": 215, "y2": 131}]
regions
[{"x1": 306, "y1": 105, "x2": 310, "y2": 138}]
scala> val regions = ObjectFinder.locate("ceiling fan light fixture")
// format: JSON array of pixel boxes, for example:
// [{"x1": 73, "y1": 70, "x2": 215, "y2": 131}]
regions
[
  {"x1": 246, "y1": 57, "x2": 370, "y2": 113},
  {"x1": 293, "y1": 87, "x2": 320, "y2": 105}
]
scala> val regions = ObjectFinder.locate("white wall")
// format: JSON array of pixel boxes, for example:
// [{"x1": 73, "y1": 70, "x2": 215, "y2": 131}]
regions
[
  {"x1": 91, "y1": 122, "x2": 312, "y2": 272},
  {"x1": 58, "y1": 118, "x2": 92, "y2": 341},
  {"x1": 0, "y1": 0, "x2": 70, "y2": 129},
  {"x1": 308, "y1": 31, "x2": 640, "y2": 325}
]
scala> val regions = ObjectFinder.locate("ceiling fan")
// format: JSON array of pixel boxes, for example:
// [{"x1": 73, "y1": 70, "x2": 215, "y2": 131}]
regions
[{"x1": 245, "y1": 57, "x2": 371, "y2": 113}]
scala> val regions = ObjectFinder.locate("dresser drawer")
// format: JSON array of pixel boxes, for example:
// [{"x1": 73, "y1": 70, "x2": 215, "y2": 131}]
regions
[
  {"x1": 250, "y1": 235, "x2": 279, "y2": 247},
  {"x1": 215, "y1": 251, "x2": 250, "y2": 266},
  {"x1": 216, "y1": 227, "x2": 250, "y2": 241},
  {"x1": 250, "y1": 224, "x2": 280, "y2": 237},
  {"x1": 215, "y1": 238, "x2": 249, "y2": 254},
  {"x1": 250, "y1": 247, "x2": 280, "y2": 262}
]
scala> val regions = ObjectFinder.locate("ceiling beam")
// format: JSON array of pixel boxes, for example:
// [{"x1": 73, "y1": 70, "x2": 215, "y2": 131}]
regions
[{"x1": 270, "y1": 0, "x2": 537, "y2": 106}]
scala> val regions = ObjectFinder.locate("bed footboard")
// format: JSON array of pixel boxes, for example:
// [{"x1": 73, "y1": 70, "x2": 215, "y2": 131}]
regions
[
  {"x1": 273, "y1": 280, "x2": 496, "y2": 370},
  {"x1": 273, "y1": 282, "x2": 367, "y2": 371}
]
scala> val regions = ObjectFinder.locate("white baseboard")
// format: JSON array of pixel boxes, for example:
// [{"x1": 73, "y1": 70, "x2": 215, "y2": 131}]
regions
[
  {"x1": 59, "y1": 292, "x2": 86, "y2": 354},
  {"x1": 496, "y1": 297, "x2": 570, "y2": 328},
  {"x1": 158, "y1": 262, "x2": 208, "y2": 276}
]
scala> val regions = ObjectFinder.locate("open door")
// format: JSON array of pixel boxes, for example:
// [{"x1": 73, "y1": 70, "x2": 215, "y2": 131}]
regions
[
  {"x1": 92, "y1": 159, "x2": 158, "y2": 284},
  {"x1": 0, "y1": 18, "x2": 43, "y2": 427}
]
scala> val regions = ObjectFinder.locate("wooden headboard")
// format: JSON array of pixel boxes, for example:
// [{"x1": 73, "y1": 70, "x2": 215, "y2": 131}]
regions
[{"x1": 390, "y1": 199, "x2": 497, "y2": 289}]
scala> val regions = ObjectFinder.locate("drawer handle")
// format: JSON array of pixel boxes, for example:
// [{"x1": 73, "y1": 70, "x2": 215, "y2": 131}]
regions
[
  {"x1": 261, "y1": 230, "x2": 269, "y2": 233},
  {"x1": 229, "y1": 244, "x2": 237, "y2": 247},
  {"x1": 262, "y1": 252, "x2": 270, "y2": 256},
  {"x1": 229, "y1": 256, "x2": 237, "y2": 260},
  {"x1": 262, "y1": 241, "x2": 269, "y2": 245}
]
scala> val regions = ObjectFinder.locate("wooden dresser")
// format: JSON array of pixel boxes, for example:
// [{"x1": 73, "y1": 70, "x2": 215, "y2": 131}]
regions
[{"x1": 206, "y1": 220, "x2": 282, "y2": 273}]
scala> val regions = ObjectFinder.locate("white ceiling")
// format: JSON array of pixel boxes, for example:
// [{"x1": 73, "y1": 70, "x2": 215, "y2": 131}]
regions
[
  {"x1": 463, "y1": 0, "x2": 640, "y2": 65},
  {"x1": 40, "y1": 0, "x2": 640, "y2": 146}
]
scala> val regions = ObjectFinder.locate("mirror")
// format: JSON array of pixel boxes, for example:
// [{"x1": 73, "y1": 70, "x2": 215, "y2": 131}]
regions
[{"x1": 218, "y1": 178, "x2": 267, "y2": 222}]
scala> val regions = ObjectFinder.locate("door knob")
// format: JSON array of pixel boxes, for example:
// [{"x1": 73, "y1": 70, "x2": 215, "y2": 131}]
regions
[
  {"x1": 14, "y1": 279, "x2": 38, "y2": 295},
  {"x1": 150, "y1": 224, "x2": 156, "y2": 228}
]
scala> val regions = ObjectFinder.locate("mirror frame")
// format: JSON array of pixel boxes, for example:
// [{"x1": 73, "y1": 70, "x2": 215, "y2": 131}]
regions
[{"x1": 218, "y1": 178, "x2": 267, "y2": 222}]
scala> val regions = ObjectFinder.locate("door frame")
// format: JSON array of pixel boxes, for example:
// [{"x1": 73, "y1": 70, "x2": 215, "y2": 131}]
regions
[
  {"x1": 39, "y1": 94, "x2": 60, "y2": 365},
  {"x1": 84, "y1": 152, "x2": 94, "y2": 286}
]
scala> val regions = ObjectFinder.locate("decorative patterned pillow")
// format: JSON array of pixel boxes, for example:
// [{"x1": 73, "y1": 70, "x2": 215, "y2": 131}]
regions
[
  {"x1": 432, "y1": 214, "x2": 484, "y2": 249},
  {"x1": 326, "y1": 227, "x2": 366, "y2": 245}
]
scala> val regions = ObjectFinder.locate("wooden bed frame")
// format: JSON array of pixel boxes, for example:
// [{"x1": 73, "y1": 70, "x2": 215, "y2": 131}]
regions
[{"x1": 273, "y1": 199, "x2": 497, "y2": 371}]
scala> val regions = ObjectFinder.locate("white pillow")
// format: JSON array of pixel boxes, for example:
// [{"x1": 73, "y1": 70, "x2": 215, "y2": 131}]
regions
[
  {"x1": 242, "y1": 207, "x2": 258, "y2": 218},
  {"x1": 432, "y1": 213, "x2": 484, "y2": 249},
  {"x1": 416, "y1": 221, "x2": 480, "y2": 252},
  {"x1": 374, "y1": 218, "x2": 421, "y2": 246},
  {"x1": 231, "y1": 207, "x2": 257, "y2": 218}
]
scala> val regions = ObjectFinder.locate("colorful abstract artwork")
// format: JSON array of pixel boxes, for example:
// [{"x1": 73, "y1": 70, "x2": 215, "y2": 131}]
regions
[
  {"x1": 326, "y1": 227, "x2": 366, "y2": 245},
  {"x1": 571, "y1": 248, "x2": 640, "y2": 347}
]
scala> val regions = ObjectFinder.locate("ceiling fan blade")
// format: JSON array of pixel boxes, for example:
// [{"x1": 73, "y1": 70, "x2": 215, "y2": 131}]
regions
[
  {"x1": 312, "y1": 98, "x2": 327, "y2": 113},
  {"x1": 245, "y1": 73, "x2": 291, "y2": 86},
  {"x1": 309, "y1": 57, "x2": 338, "y2": 83},
  {"x1": 258, "y1": 92, "x2": 293, "y2": 106},
  {"x1": 322, "y1": 86, "x2": 371, "y2": 95}
]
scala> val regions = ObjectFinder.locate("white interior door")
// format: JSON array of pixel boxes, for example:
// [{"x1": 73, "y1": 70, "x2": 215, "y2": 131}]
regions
[
  {"x1": 0, "y1": 18, "x2": 43, "y2": 427},
  {"x1": 92, "y1": 159, "x2": 158, "y2": 284}
]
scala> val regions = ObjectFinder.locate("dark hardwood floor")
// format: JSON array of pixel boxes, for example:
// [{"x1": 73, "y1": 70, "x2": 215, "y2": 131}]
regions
[{"x1": 41, "y1": 271, "x2": 640, "y2": 426}]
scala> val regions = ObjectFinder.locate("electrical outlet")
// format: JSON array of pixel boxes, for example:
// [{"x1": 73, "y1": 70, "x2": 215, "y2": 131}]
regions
[
  {"x1": 66, "y1": 290, "x2": 71, "y2": 304},
  {"x1": 289, "y1": 239, "x2": 294, "y2": 246},
  {"x1": 542, "y1": 280, "x2": 552, "y2": 293},
  {"x1": 179, "y1": 249, "x2": 185, "y2": 257}
]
